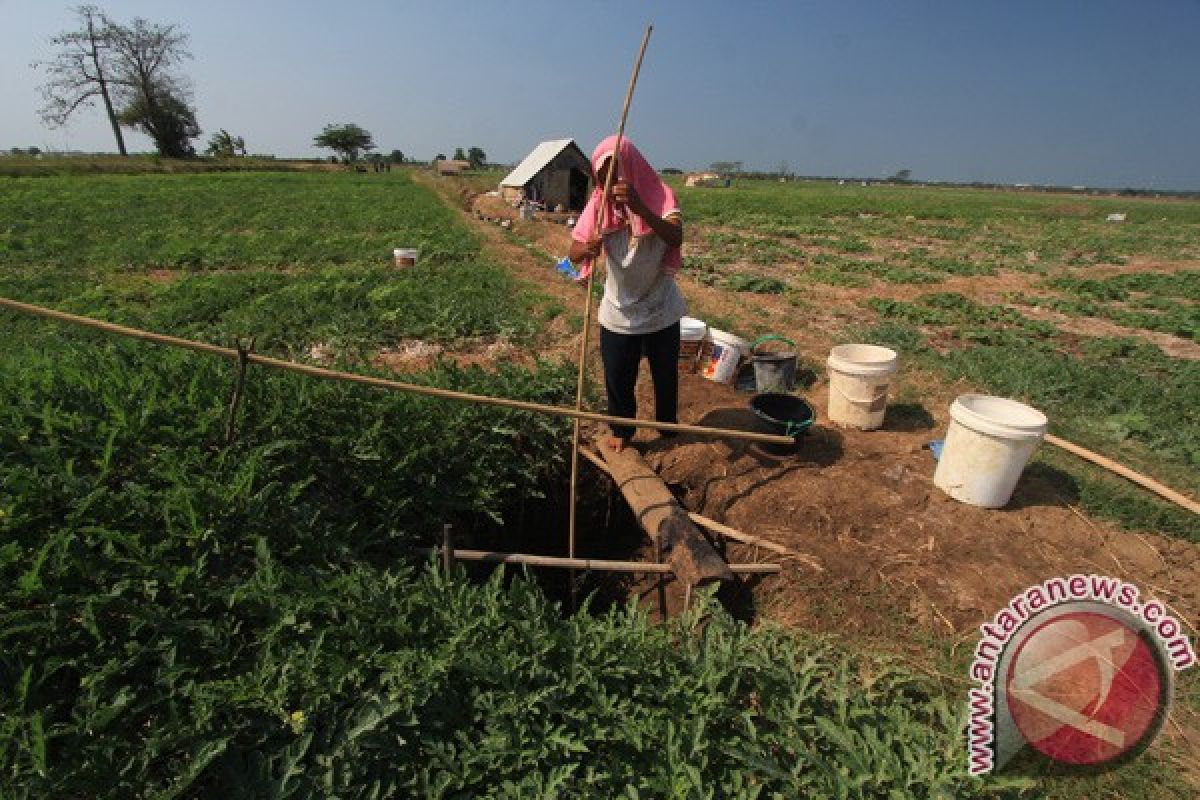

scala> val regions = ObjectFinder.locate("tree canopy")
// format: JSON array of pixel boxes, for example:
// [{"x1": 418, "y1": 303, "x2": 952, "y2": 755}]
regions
[
  {"x1": 108, "y1": 15, "x2": 198, "y2": 157},
  {"x1": 205, "y1": 129, "x2": 246, "y2": 158},
  {"x1": 314, "y1": 124, "x2": 375, "y2": 163},
  {"x1": 466, "y1": 146, "x2": 486, "y2": 169},
  {"x1": 35, "y1": 6, "x2": 199, "y2": 158}
]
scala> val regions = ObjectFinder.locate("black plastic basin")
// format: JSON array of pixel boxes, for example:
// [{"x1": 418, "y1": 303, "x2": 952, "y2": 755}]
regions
[{"x1": 750, "y1": 393, "x2": 817, "y2": 439}]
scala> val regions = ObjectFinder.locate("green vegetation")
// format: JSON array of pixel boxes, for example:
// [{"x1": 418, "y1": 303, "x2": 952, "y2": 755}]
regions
[
  {"x1": 1013, "y1": 271, "x2": 1200, "y2": 340},
  {"x1": 1, "y1": 169, "x2": 1050, "y2": 797},
  {"x1": 0, "y1": 154, "x2": 310, "y2": 178},
  {"x1": 723, "y1": 272, "x2": 787, "y2": 294},
  {"x1": 0, "y1": 341, "x2": 1019, "y2": 797},
  {"x1": 0, "y1": 171, "x2": 476, "y2": 269},
  {"x1": 678, "y1": 179, "x2": 1200, "y2": 269}
]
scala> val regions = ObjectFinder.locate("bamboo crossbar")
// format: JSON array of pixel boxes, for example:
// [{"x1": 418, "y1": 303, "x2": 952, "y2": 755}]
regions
[
  {"x1": 0, "y1": 296, "x2": 794, "y2": 445},
  {"x1": 408, "y1": 546, "x2": 781, "y2": 575}
]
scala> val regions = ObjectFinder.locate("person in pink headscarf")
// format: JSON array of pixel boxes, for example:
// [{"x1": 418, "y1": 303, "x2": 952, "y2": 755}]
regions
[{"x1": 569, "y1": 136, "x2": 686, "y2": 453}]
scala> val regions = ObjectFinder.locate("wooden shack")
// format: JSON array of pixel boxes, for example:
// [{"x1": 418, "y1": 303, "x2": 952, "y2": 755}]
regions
[
  {"x1": 436, "y1": 159, "x2": 472, "y2": 176},
  {"x1": 685, "y1": 172, "x2": 722, "y2": 188},
  {"x1": 500, "y1": 139, "x2": 591, "y2": 211}
]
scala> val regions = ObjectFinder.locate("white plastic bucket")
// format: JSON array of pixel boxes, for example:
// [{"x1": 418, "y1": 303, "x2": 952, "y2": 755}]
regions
[
  {"x1": 679, "y1": 316, "x2": 707, "y2": 373},
  {"x1": 933, "y1": 394, "x2": 1049, "y2": 508},
  {"x1": 393, "y1": 247, "x2": 419, "y2": 267},
  {"x1": 826, "y1": 344, "x2": 898, "y2": 430},
  {"x1": 702, "y1": 329, "x2": 749, "y2": 385}
]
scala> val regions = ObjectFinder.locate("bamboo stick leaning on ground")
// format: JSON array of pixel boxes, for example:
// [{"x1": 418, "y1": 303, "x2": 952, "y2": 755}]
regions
[
  {"x1": 0, "y1": 297, "x2": 794, "y2": 444},
  {"x1": 568, "y1": 24, "x2": 655, "y2": 568},
  {"x1": 1045, "y1": 433, "x2": 1200, "y2": 515}
]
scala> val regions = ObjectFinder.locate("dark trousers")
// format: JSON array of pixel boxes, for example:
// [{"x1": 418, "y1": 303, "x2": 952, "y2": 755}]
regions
[{"x1": 599, "y1": 321, "x2": 680, "y2": 440}]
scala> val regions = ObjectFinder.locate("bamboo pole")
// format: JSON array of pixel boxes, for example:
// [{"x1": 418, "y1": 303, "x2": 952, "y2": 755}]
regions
[
  {"x1": 569, "y1": 24, "x2": 655, "y2": 571},
  {"x1": 406, "y1": 546, "x2": 781, "y2": 575},
  {"x1": 0, "y1": 296, "x2": 793, "y2": 445},
  {"x1": 1045, "y1": 434, "x2": 1199, "y2": 515},
  {"x1": 441, "y1": 523, "x2": 455, "y2": 576}
]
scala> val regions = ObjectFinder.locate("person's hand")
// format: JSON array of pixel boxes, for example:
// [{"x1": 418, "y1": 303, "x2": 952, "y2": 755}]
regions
[
  {"x1": 581, "y1": 236, "x2": 603, "y2": 260},
  {"x1": 611, "y1": 181, "x2": 644, "y2": 215}
]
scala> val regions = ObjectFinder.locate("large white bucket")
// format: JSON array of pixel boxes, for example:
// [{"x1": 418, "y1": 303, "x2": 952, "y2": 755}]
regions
[
  {"x1": 702, "y1": 329, "x2": 749, "y2": 385},
  {"x1": 679, "y1": 316, "x2": 707, "y2": 373},
  {"x1": 826, "y1": 344, "x2": 898, "y2": 430},
  {"x1": 934, "y1": 394, "x2": 1049, "y2": 508}
]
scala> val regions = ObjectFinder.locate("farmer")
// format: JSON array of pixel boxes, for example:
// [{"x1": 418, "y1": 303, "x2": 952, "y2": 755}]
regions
[{"x1": 568, "y1": 136, "x2": 685, "y2": 453}]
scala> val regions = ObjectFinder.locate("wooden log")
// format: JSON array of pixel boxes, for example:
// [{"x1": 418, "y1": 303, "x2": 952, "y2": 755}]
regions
[
  {"x1": 597, "y1": 441, "x2": 734, "y2": 587},
  {"x1": 580, "y1": 447, "x2": 824, "y2": 572}
]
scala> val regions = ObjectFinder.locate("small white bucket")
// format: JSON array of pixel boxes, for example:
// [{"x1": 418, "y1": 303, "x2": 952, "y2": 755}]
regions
[
  {"x1": 393, "y1": 247, "x2": 419, "y2": 267},
  {"x1": 826, "y1": 344, "x2": 898, "y2": 430},
  {"x1": 679, "y1": 316, "x2": 707, "y2": 373},
  {"x1": 934, "y1": 394, "x2": 1049, "y2": 508},
  {"x1": 702, "y1": 329, "x2": 749, "y2": 385}
]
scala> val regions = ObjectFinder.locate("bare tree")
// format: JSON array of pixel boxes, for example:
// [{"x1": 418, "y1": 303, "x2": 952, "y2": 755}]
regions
[{"x1": 34, "y1": 5, "x2": 127, "y2": 155}]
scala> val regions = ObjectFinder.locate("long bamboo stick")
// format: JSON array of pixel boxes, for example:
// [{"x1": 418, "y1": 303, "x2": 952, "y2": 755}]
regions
[
  {"x1": 569, "y1": 24, "x2": 655, "y2": 568},
  {"x1": 0, "y1": 296, "x2": 793, "y2": 445},
  {"x1": 406, "y1": 546, "x2": 781, "y2": 575},
  {"x1": 1045, "y1": 434, "x2": 1199, "y2": 515}
]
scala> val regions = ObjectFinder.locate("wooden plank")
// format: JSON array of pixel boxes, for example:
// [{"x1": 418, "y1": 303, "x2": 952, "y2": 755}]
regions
[{"x1": 597, "y1": 440, "x2": 734, "y2": 587}]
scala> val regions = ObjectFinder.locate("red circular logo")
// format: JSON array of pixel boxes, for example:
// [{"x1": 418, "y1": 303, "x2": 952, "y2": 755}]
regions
[{"x1": 1005, "y1": 610, "x2": 1166, "y2": 766}]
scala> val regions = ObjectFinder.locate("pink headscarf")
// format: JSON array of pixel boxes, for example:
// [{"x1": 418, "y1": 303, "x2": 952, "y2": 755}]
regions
[{"x1": 571, "y1": 135, "x2": 681, "y2": 278}]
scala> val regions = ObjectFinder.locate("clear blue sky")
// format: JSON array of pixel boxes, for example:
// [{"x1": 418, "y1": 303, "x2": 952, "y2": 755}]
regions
[{"x1": 3, "y1": 0, "x2": 1198, "y2": 189}]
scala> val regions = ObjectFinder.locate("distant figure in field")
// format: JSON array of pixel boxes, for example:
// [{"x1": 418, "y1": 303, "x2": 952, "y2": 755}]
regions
[{"x1": 568, "y1": 136, "x2": 685, "y2": 453}]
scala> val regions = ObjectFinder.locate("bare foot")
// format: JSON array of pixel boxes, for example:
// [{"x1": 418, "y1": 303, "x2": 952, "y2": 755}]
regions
[{"x1": 605, "y1": 435, "x2": 628, "y2": 453}]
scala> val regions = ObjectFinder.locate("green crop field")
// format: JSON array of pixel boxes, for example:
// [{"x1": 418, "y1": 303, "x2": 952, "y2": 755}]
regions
[
  {"x1": 677, "y1": 179, "x2": 1200, "y2": 540},
  {"x1": 1, "y1": 168, "x2": 1196, "y2": 797}
]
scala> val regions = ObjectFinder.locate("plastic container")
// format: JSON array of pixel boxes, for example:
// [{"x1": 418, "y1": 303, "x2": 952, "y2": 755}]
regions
[
  {"x1": 393, "y1": 247, "x2": 419, "y2": 267},
  {"x1": 826, "y1": 344, "x2": 898, "y2": 430},
  {"x1": 679, "y1": 317, "x2": 707, "y2": 373},
  {"x1": 702, "y1": 329, "x2": 750, "y2": 385},
  {"x1": 752, "y1": 335, "x2": 797, "y2": 393},
  {"x1": 750, "y1": 393, "x2": 816, "y2": 455},
  {"x1": 934, "y1": 394, "x2": 1048, "y2": 508}
]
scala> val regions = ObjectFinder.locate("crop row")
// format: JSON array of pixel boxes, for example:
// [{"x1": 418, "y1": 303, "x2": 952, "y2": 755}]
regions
[{"x1": 0, "y1": 171, "x2": 478, "y2": 270}]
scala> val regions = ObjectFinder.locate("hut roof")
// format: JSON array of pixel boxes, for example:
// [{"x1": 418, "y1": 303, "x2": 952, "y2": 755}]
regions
[{"x1": 500, "y1": 139, "x2": 583, "y2": 188}]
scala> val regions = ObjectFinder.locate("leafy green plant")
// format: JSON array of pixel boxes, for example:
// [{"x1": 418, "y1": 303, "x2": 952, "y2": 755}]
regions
[{"x1": 723, "y1": 273, "x2": 788, "y2": 294}]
